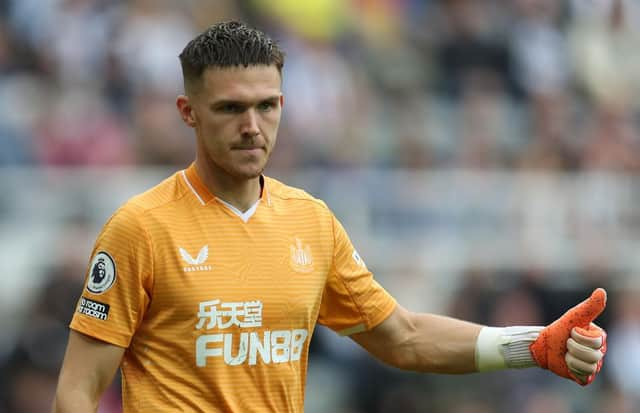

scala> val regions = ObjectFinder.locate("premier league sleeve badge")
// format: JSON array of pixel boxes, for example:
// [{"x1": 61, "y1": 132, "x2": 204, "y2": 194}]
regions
[{"x1": 86, "y1": 251, "x2": 117, "y2": 294}]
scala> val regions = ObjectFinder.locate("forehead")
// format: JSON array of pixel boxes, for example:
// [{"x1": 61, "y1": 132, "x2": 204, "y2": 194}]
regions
[{"x1": 199, "y1": 65, "x2": 282, "y2": 101}]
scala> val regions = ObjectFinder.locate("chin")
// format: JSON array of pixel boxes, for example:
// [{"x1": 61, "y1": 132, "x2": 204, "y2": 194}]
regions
[{"x1": 233, "y1": 166, "x2": 265, "y2": 180}]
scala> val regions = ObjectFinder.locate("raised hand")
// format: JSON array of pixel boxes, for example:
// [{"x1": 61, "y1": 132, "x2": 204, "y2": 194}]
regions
[{"x1": 530, "y1": 288, "x2": 607, "y2": 385}]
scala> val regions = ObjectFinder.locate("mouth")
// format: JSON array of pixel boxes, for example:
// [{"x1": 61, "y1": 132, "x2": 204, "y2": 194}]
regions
[{"x1": 232, "y1": 146, "x2": 265, "y2": 155}]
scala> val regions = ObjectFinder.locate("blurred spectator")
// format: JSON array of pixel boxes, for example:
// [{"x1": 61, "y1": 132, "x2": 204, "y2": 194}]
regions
[
  {"x1": 47, "y1": 0, "x2": 121, "y2": 87},
  {"x1": 596, "y1": 387, "x2": 639, "y2": 413},
  {"x1": 452, "y1": 69, "x2": 518, "y2": 169},
  {"x1": 33, "y1": 87, "x2": 134, "y2": 166},
  {"x1": 569, "y1": 0, "x2": 640, "y2": 110},
  {"x1": 0, "y1": 264, "x2": 80, "y2": 412},
  {"x1": 607, "y1": 289, "x2": 640, "y2": 398},
  {"x1": 131, "y1": 91, "x2": 194, "y2": 165},
  {"x1": 250, "y1": 0, "x2": 348, "y2": 42},
  {"x1": 433, "y1": 0, "x2": 514, "y2": 98},
  {"x1": 185, "y1": 0, "x2": 242, "y2": 31},
  {"x1": 280, "y1": 38, "x2": 364, "y2": 167},
  {"x1": 522, "y1": 390, "x2": 573, "y2": 413},
  {"x1": 510, "y1": 0, "x2": 569, "y2": 99},
  {"x1": 112, "y1": 0, "x2": 195, "y2": 96},
  {"x1": 579, "y1": 106, "x2": 640, "y2": 172}
]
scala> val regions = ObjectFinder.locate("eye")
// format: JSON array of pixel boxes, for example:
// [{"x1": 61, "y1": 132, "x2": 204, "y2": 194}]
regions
[
  {"x1": 218, "y1": 103, "x2": 243, "y2": 114},
  {"x1": 257, "y1": 101, "x2": 276, "y2": 112}
]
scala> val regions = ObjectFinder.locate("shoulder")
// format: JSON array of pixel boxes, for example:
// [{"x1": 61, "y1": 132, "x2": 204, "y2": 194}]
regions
[
  {"x1": 123, "y1": 170, "x2": 189, "y2": 213},
  {"x1": 265, "y1": 176, "x2": 329, "y2": 211},
  {"x1": 108, "y1": 170, "x2": 189, "y2": 225}
]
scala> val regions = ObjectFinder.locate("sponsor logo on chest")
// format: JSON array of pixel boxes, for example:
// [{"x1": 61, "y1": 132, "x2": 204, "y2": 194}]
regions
[
  {"x1": 179, "y1": 245, "x2": 212, "y2": 272},
  {"x1": 194, "y1": 299, "x2": 309, "y2": 367}
]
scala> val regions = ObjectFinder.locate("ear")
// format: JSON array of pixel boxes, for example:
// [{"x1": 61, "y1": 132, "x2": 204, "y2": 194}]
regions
[
  {"x1": 280, "y1": 94, "x2": 284, "y2": 108},
  {"x1": 176, "y1": 95, "x2": 197, "y2": 128}
]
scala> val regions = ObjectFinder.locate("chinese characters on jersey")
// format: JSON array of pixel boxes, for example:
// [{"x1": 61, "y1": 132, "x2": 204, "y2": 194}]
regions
[{"x1": 195, "y1": 299, "x2": 308, "y2": 367}]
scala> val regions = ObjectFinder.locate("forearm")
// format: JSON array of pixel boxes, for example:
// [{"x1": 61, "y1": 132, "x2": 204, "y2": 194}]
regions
[
  {"x1": 52, "y1": 331, "x2": 124, "y2": 413},
  {"x1": 352, "y1": 307, "x2": 483, "y2": 374},
  {"x1": 52, "y1": 388, "x2": 98, "y2": 413},
  {"x1": 390, "y1": 312, "x2": 482, "y2": 374},
  {"x1": 386, "y1": 313, "x2": 544, "y2": 374}
]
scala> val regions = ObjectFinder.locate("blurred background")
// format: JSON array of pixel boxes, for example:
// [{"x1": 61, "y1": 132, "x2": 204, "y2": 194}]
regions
[{"x1": 0, "y1": 0, "x2": 639, "y2": 412}]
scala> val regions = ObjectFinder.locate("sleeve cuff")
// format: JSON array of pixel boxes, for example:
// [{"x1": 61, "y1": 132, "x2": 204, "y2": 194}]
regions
[{"x1": 476, "y1": 326, "x2": 543, "y2": 372}]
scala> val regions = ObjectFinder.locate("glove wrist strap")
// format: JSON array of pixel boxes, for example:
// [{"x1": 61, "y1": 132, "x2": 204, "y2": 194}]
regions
[{"x1": 476, "y1": 326, "x2": 544, "y2": 372}]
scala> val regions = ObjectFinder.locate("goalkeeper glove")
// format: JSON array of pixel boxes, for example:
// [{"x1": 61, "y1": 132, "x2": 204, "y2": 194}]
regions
[
  {"x1": 475, "y1": 288, "x2": 607, "y2": 386},
  {"x1": 530, "y1": 288, "x2": 607, "y2": 385}
]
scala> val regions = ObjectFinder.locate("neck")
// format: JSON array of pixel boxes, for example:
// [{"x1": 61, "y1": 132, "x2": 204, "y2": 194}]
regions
[{"x1": 194, "y1": 157, "x2": 261, "y2": 212}]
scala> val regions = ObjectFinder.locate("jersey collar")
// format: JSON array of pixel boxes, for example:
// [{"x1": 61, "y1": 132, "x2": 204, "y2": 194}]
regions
[{"x1": 181, "y1": 163, "x2": 271, "y2": 207}]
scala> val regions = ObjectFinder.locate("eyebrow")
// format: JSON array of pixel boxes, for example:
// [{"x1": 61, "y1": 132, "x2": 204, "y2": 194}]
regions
[{"x1": 210, "y1": 95, "x2": 281, "y2": 107}]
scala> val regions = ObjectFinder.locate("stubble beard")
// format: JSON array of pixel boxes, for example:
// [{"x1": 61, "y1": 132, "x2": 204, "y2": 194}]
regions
[{"x1": 221, "y1": 152, "x2": 269, "y2": 181}]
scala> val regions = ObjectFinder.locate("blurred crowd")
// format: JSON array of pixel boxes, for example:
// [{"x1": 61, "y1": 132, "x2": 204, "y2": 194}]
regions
[
  {"x1": 1, "y1": 0, "x2": 640, "y2": 412},
  {"x1": 2, "y1": 0, "x2": 640, "y2": 171}
]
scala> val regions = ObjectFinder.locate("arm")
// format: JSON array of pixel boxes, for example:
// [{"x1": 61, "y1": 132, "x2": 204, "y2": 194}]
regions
[
  {"x1": 351, "y1": 289, "x2": 608, "y2": 385},
  {"x1": 351, "y1": 304, "x2": 482, "y2": 374},
  {"x1": 52, "y1": 330, "x2": 125, "y2": 413}
]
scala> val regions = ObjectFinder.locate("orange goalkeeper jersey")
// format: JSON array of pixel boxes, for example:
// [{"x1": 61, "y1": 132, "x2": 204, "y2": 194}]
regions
[{"x1": 70, "y1": 164, "x2": 396, "y2": 412}]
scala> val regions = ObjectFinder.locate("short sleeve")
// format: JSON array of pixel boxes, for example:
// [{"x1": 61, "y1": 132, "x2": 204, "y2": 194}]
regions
[
  {"x1": 70, "y1": 205, "x2": 153, "y2": 348},
  {"x1": 317, "y1": 214, "x2": 396, "y2": 335}
]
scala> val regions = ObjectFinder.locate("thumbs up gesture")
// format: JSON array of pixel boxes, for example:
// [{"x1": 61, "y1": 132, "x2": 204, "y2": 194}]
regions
[{"x1": 530, "y1": 288, "x2": 608, "y2": 385}]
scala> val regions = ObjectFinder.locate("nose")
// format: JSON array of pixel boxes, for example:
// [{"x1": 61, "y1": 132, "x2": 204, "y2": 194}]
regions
[{"x1": 240, "y1": 108, "x2": 260, "y2": 137}]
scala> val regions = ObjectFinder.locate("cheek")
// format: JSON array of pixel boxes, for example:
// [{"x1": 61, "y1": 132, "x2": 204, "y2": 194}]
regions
[
  {"x1": 264, "y1": 114, "x2": 281, "y2": 139},
  {"x1": 199, "y1": 120, "x2": 229, "y2": 148},
  {"x1": 197, "y1": 130, "x2": 225, "y2": 161}
]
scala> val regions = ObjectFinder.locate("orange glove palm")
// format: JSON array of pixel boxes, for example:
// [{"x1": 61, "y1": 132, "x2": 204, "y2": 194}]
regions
[{"x1": 529, "y1": 288, "x2": 607, "y2": 385}]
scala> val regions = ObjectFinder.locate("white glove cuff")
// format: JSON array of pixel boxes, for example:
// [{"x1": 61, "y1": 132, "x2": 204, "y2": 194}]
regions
[{"x1": 475, "y1": 326, "x2": 544, "y2": 372}]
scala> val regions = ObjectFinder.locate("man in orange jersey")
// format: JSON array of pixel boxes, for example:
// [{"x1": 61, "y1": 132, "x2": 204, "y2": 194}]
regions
[{"x1": 52, "y1": 21, "x2": 607, "y2": 412}]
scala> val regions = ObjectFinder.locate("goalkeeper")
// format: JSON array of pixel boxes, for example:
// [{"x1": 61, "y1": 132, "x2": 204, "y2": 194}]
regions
[{"x1": 52, "y1": 21, "x2": 607, "y2": 413}]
